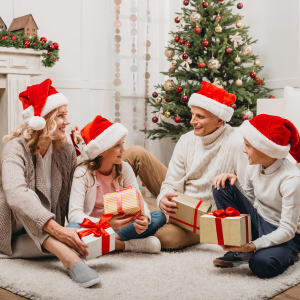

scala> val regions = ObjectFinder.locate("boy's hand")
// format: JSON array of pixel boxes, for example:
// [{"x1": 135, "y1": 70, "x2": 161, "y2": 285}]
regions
[
  {"x1": 220, "y1": 242, "x2": 256, "y2": 253},
  {"x1": 108, "y1": 214, "x2": 134, "y2": 230},
  {"x1": 213, "y1": 173, "x2": 238, "y2": 190},
  {"x1": 159, "y1": 192, "x2": 178, "y2": 216},
  {"x1": 134, "y1": 215, "x2": 149, "y2": 234}
]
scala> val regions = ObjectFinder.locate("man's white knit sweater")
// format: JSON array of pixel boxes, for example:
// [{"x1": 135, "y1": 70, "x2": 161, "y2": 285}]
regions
[{"x1": 157, "y1": 123, "x2": 248, "y2": 210}]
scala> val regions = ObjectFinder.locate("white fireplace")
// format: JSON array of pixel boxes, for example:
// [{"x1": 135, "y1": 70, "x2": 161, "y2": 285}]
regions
[{"x1": 0, "y1": 47, "x2": 45, "y2": 152}]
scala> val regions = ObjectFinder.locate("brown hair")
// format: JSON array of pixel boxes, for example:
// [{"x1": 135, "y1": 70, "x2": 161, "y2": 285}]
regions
[
  {"x1": 77, "y1": 156, "x2": 124, "y2": 188},
  {"x1": 2, "y1": 108, "x2": 63, "y2": 154}
]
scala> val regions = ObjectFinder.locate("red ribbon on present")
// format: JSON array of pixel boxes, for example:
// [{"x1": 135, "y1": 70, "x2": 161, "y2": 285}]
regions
[
  {"x1": 78, "y1": 214, "x2": 114, "y2": 255},
  {"x1": 208, "y1": 207, "x2": 249, "y2": 246},
  {"x1": 170, "y1": 199, "x2": 203, "y2": 233},
  {"x1": 116, "y1": 186, "x2": 143, "y2": 220}
]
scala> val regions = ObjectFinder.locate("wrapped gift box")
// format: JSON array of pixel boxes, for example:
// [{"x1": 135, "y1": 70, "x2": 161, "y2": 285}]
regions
[
  {"x1": 77, "y1": 227, "x2": 115, "y2": 260},
  {"x1": 103, "y1": 187, "x2": 145, "y2": 217},
  {"x1": 200, "y1": 213, "x2": 251, "y2": 246},
  {"x1": 169, "y1": 192, "x2": 211, "y2": 235}
]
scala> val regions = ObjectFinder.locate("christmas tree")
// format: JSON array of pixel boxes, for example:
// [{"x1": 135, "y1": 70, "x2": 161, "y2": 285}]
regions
[{"x1": 143, "y1": 0, "x2": 272, "y2": 142}]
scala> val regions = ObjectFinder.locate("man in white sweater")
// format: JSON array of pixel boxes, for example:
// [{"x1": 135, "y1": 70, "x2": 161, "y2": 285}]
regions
[
  {"x1": 123, "y1": 81, "x2": 248, "y2": 250},
  {"x1": 212, "y1": 114, "x2": 300, "y2": 278}
]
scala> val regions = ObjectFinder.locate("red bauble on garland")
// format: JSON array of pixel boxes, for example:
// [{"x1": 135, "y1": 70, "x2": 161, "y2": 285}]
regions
[
  {"x1": 48, "y1": 44, "x2": 54, "y2": 51},
  {"x1": 11, "y1": 36, "x2": 16, "y2": 41},
  {"x1": 219, "y1": 0, "x2": 225, "y2": 1},
  {"x1": 202, "y1": 40, "x2": 209, "y2": 47},
  {"x1": 250, "y1": 71, "x2": 257, "y2": 78},
  {"x1": 225, "y1": 47, "x2": 232, "y2": 54},
  {"x1": 165, "y1": 98, "x2": 171, "y2": 102},
  {"x1": 255, "y1": 77, "x2": 261, "y2": 85},
  {"x1": 178, "y1": 38, "x2": 185, "y2": 45},
  {"x1": 0, "y1": 36, "x2": 5, "y2": 40},
  {"x1": 237, "y1": 3, "x2": 243, "y2": 9},
  {"x1": 175, "y1": 17, "x2": 180, "y2": 23},
  {"x1": 181, "y1": 95, "x2": 188, "y2": 102},
  {"x1": 182, "y1": 53, "x2": 188, "y2": 60},
  {"x1": 185, "y1": 41, "x2": 191, "y2": 48},
  {"x1": 183, "y1": 0, "x2": 189, "y2": 5},
  {"x1": 194, "y1": 27, "x2": 201, "y2": 34},
  {"x1": 23, "y1": 40, "x2": 30, "y2": 48},
  {"x1": 198, "y1": 62, "x2": 205, "y2": 68},
  {"x1": 176, "y1": 86, "x2": 183, "y2": 93},
  {"x1": 169, "y1": 67, "x2": 174, "y2": 72},
  {"x1": 174, "y1": 116, "x2": 181, "y2": 123},
  {"x1": 40, "y1": 37, "x2": 47, "y2": 43},
  {"x1": 242, "y1": 115, "x2": 248, "y2": 121},
  {"x1": 215, "y1": 15, "x2": 221, "y2": 21},
  {"x1": 152, "y1": 116, "x2": 158, "y2": 123},
  {"x1": 231, "y1": 103, "x2": 237, "y2": 109},
  {"x1": 202, "y1": 1, "x2": 208, "y2": 8},
  {"x1": 33, "y1": 42, "x2": 37, "y2": 45},
  {"x1": 174, "y1": 36, "x2": 180, "y2": 43},
  {"x1": 53, "y1": 42, "x2": 59, "y2": 49},
  {"x1": 269, "y1": 95, "x2": 275, "y2": 99}
]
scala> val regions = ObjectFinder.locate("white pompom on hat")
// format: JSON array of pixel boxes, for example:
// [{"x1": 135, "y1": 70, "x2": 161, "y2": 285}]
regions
[{"x1": 19, "y1": 78, "x2": 69, "y2": 130}]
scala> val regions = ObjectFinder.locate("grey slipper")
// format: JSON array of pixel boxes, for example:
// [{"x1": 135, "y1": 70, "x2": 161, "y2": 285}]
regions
[{"x1": 68, "y1": 260, "x2": 101, "y2": 288}]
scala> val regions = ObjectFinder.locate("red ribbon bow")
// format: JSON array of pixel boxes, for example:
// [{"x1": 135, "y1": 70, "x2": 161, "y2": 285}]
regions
[
  {"x1": 212, "y1": 207, "x2": 241, "y2": 218},
  {"x1": 78, "y1": 214, "x2": 114, "y2": 255}
]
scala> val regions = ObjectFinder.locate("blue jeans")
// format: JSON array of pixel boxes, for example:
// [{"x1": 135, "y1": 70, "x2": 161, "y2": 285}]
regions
[
  {"x1": 212, "y1": 180, "x2": 300, "y2": 279},
  {"x1": 67, "y1": 211, "x2": 166, "y2": 241}
]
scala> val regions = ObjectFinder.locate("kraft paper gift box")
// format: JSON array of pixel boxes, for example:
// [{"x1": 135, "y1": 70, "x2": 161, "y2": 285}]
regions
[
  {"x1": 169, "y1": 192, "x2": 212, "y2": 235},
  {"x1": 77, "y1": 217, "x2": 115, "y2": 261},
  {"x1": 200, "y1": 211, "x2": 252, "y2": 246},
  {"x1": 103, "y1": 186, "x2": 145, "y2": 218}
]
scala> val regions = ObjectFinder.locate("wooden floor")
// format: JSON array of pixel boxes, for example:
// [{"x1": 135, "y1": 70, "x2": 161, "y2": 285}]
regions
[{"x1": 1, "y1": 195, "x2": 299, "y2": 300}]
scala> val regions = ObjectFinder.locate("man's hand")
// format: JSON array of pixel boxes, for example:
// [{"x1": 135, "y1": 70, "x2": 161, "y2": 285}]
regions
[
  {"x1": 108, "y1": 214, "x2": 134, "y2": 230},
  {"x1": 213, "y1": 173, "x2": 238, "y2": 190},
  {"x1": 134, "y1": 215, "x2": 149, "y2": 234},
  {"x1": 43, "y1": 219, "x2": 89, "y2": 258},
  {"x1": 220, "y1": 242, "x2": 256, "y2": 253},
  {"x1": 159, "y1": 192, "x2": 178, "y2": 216}
]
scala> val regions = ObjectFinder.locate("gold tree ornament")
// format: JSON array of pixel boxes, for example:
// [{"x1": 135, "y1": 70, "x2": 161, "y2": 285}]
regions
[
  {"x1": 190, "y1": 12, "x2": 202, "y2": 23},
  {"x1": 171, "y1": 60, "x2": 177, "y2": 66},
  {"x1": 236, "y1": 20, "x2": 243, "y2": 28},
  {"x1": 164, "y1": 110, "x2": 171, "y2": 118},
  {"x1": 215, "y1": 24, "x2": 222, "y2": 33},
  {"x1": 208, "y1": 57, "x2": 221, "y2": 70},
  {"x1": 156, "y1": 96, "x2": 162, "y2": 103},
  {"x1": 164, "y1": 79, "x2": 175, "y2": 92},
  {"x1": 235, "y1": 78, "x2": 243, "y2": 86},
  {"x1": 234, "y1": 55, "x2": 241, "y2": 63},
  {"x1": 242, "y1": 44, "x2": 253, "y2": 56},
  {"x1": 254, "y1": 59, "x2": 261, "y2": 67},
  {"x1": 242, "y1": 109, "x2": 254, "y2": 120},
  {"x1": 164, "y1": 48, "x2": 175, "y2": 58}
]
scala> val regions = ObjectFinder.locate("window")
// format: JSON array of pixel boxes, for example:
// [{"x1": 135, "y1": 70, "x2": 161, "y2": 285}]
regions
[
  {"x1": 27, "y1": 33, "x2": 29, "y2": 36},
  {"x1": 27, "y1": 28, "x2": 29, "y2": 31},
  {"x1": 32, "y1": 29, "x2": 35, "y2": 31}
]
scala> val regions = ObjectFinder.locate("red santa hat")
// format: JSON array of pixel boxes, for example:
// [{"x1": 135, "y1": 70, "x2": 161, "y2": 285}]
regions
[
  {"x1": 188, "y1": 81, "x2": 236, "y2": 122},
  {"x1": 81, "y1": 115, "x2": 128, "y2": 160},
  {"x1": 239, "y1": 114, "x2": 300, "y2": 162},
  {"x1": 19, "y1": 79, "x2": 68, "y2": 130}
]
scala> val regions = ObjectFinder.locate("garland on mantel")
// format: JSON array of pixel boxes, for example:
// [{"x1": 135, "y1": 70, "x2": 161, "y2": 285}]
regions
[{"x1": 0, "y1": 29, "x2": 59, "y2": 68}]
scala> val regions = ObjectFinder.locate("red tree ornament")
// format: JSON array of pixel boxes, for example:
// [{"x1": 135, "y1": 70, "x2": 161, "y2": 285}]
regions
[
  {"x1": 237, "y1": 3, "x2": 243, "y2": 9},
  {"x1": 198, "y1": 62, "x2": 206, "y2": 68},
  {"x1": 185, "y1": 41, "x2": 191, "y2": 48},
  {"x1": 152, "y1": 92, "x2": 158, "y2": 98},
  {"x1": 194, "y1": 27, "x2": 201, "y2": 34},
  {"x1": 53, "y1": 42, "x2": 59, "y2": 49},
  {"x1": 0, "y1": 36, "x2": 5, "y2": 40},
  {"x1": 242, "y1": 115, "x2": 248, "y2": 121},
  {"x1": 176, "y1": 86, "x2": 183, "y2": 93},
  {"x1": 165, "y1": 98, "x2": 171, "y2": 102},
  {"x1": 202, "y1": 40, "x2": 209, "y2": 47},
  {"x1": 202, "y1": 2, "x2": 208, "y2": 8},
  {"x1": 48, "y1": 44, "x2": 54, "y2": 51},
  {"x1": 225, "y1": 47, "x2": 232, "y2": 54},
  {"x1": 182, "y1": 53, "x2": 188, "y2": 60},
  {"x1": 183, "y1": 0, "x2": 189, "y2": 5},
  {"x1": 219, "y1": 0, "x2": 225, "y2": 1},
  {"x1": 269, "y1": 95, "x2": 275, "y2": 99},
  {"x1": 33, "y1": 42, "x2": 37, "y2": 45},
  {"x1": 175, "y1": 17, "x2": 180, "y2": 23},
  {"x1": 174, "y1": 36, "x2": 180, "y2": 43},
  {"x1": 23, "y1": 40, "x2": 30, "y2": 48},
  {"x1": 11, "y1": 36, "x2": 16, "y2": 41},
  {"x1": 250, "y1": 71, "x2": 257, "y2": 78},
  {"x1": 178, "y1": 38, "x2": 185, "y2": 45},
  {"x1": 215, "y1": 15, "x2": 221, "y2": 21},
  {"x1": 169, "y1": 67, "x2": 174, "y2": 72},
  {"x1": 40, "y1": 37, "x2": 47, "y2": 43},
  {"x1": 255, "y1": 77, "x2": 262, "y2": 85},
  {"x1": 174, "y1": 116, "x2": 181, "y2": 123},
  {"x1": 181, "y1": 95, "x2": 188, "y2": 102},
  {"x1": 231, "y1": 103, "x2": 237, "y2": 109},
  {"x1": 152, "y1": 116, "x2": 158, "y2": 123}
]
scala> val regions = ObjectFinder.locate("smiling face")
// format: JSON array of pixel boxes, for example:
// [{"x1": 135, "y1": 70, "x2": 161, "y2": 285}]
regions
[
  {"x1": 52, "y1": 105, "x2": 70, "y2": 140},
  {"x1": 100, "y1": 136, "x2": 126, "y2": 165},
  {"x1": 190, "y1": 105, "x2": 224, "y2": 137}
]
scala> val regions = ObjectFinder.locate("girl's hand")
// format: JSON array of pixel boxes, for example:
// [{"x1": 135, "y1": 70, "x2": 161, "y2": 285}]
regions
[
  {"x1": 213, "y1": 173, "x2": 238, "y2": 190},
  {"x1": 108, "y1": 214, "x2": 134, "y2": 230},
  {"x1": 134, "y1": 215, "x2": 149, "y2": 234},
  {"x1": 220, "y1": 242, "x2": 256, "y2": 253}
]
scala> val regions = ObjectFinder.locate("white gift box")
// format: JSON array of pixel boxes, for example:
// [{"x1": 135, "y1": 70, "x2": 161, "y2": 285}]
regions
[{"x1": 77, "y1": 227, "x2": 115, "y2": 260}]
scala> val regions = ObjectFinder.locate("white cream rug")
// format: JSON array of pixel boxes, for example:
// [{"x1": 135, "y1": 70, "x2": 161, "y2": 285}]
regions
[{"x1": 0, "y1": 243, "x2": 299, "y2": 300}]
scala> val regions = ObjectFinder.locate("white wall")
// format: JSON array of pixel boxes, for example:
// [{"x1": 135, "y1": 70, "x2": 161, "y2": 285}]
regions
[{"x1": 0, "y1": 0, "x2": 299, "y2": 165}]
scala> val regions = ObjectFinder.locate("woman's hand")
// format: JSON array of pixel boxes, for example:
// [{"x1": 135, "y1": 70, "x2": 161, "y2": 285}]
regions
[
  {"x1": 220, "y1": 242, "x2": 256, "y2": 253},
  {"x1": 108, "y1": 214, "x2": 134, "y2": 230},
  {"x1": 213, "y1": 173, "x2": 238, "y2": 190},
  {"x1": 43, "y1": 219, "x2": 89, "y2": 258},
  {"x1": 134, "y1": 215, "x2": 149, "y2": 234}
]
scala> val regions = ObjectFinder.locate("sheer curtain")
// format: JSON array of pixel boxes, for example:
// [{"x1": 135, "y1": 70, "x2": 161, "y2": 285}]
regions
[{"x1": 109, "y1": 0, "x2": 181, "y2": 165}]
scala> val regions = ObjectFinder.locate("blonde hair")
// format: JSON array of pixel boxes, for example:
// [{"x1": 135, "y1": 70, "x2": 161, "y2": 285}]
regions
[{"x1": 2, "y1": 108, "x2": 63, "y2": 154}]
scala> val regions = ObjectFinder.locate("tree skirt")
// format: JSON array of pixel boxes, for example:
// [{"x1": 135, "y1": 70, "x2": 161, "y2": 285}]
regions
[{"x1": 0, "y1": 243, "x2": 299, "y2": 300}]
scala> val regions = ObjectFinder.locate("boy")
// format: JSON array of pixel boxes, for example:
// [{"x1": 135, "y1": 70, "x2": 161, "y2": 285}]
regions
[{"x1": 212, "y1": 114, "x2": 300, "y2": 278}]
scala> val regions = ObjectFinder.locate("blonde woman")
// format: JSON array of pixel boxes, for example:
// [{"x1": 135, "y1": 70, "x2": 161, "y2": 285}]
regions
[{"x1": 0, "y1": 79, "x2": 101, "y2": 288}]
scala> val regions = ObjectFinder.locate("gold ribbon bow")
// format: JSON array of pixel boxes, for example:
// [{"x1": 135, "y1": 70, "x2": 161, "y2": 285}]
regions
[
  {"x1": 156, "y1": 107, "x2": 165, "y2": 124},
  {"x1": 229, "y1": 32, "x2": 244, "y2": 48},
  {"x1": 178, "y1": 14, "x2": 185, "y2": 28}
]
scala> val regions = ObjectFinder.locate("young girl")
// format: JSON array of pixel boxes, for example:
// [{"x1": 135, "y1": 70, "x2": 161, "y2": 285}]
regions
[
  {"x1": 67, "y1": 115, "x2": 166, "y2": 253},
  {"x1": 212, "y1": 114, "x2": 300, "y2": 278}
]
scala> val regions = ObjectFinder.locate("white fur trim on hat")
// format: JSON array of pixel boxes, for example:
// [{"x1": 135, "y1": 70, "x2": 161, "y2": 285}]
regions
[
  {"x1": 84, "y1": 123, "x2": 128, "y2": 160},
  {"x1": 188, "y1": 93, "x2": 234, "y2": 122},
  {"x1": 22, "y1": 105, "x2": 34, "y2": 125},
  {"x1": 28, "y1": 116, "x2": 47, "y2": 131},
  {"x1": 41, "y1": 93, "x2": 69, "y2": 117},
  {"x1": 239, "y1": 120, "x2": 291, "y2": 159}
]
